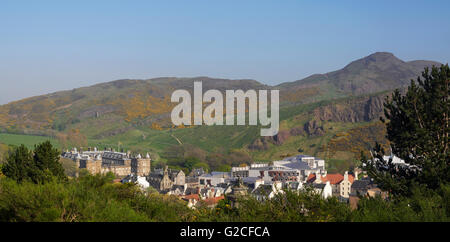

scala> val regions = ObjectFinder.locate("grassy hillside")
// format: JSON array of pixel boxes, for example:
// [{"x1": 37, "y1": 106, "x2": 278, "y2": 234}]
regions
[{"x1": 0, "y1": 133, "x2": 58, "y2": 150}]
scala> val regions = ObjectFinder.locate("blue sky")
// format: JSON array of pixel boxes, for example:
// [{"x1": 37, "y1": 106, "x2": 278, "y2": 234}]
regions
[{"x1": 0, "y1": 0, "x2": 449, "y2": 104}]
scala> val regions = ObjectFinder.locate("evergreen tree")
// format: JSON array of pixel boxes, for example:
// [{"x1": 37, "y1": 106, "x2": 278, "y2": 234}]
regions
[
  {"x1": 363, "y1": 65, "x2": 449, "y2": 196},
  {"x1": 33, "y1": 141, "x2": 67, "y2": 182},
  {"x1": 1, "y1": 141, "x2": 67, "y2": 183},
  {"x1": 1, "y1": 145, "x2": 36, "y2": 183}
]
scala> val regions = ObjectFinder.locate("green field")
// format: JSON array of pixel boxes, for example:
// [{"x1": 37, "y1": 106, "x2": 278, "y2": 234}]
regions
[{"x1": 0, "y1": 133, "x2": 59, "y2": 149}]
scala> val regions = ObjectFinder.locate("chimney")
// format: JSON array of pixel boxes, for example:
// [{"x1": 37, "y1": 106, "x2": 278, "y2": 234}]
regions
[{"x1": 316, "y1": 173, "x2": 322, "y2": 183}]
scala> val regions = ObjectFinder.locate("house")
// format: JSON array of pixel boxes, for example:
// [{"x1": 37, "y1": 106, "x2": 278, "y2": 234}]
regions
[
  {"x1": 201, "y1": 196, "x2": 225, "y2": 208},
  {"x1": 185, "y1": 176, "x2": 200, "y2": 188},
  {"x1": 153, "y1": 167, "x2": 185, "y2": 185},
  {"x1": 198, "y1": 187, "x2": 215, "y2": 199},
  {"x1": 121, "y1": 174, "x2": 150, "y2": 190},
  {"x1": 252, "y1": 182, "x2": 283, "y2": 201},
  {"x1": 169, "y1": 169, "x2": 185, "y2": 186},
  {"x1": 181, "y1": 191, "x2": 224, "y2": 209},
  {"x1": 310, "y1": 181, "x2": 332, "y2": 199},
  {"x1": 147, "y1": 166, "x2": 187, "y2": 192},
  {"x1": 241, "y1": 177, "x2": 264, "y2": 192},
  {"x1": 350, "y1": 178, "x2": 372, "y2": 197},
  {"x1": 184, "y1": 187, "x2": 200, "y2": 195},
  {"x1": 307, "y1": 171, "x2": 355, "y2": 198},
  {"x1": 216, "y1": 182, "x2": 233, "y2": 195},
  {"x1": 284, "y1": 181, "x2": 303, "y2": 192},
  {"x1": 148, "y1": 166, "x2": 174, "y2": 192},
  {"x1": 339, "y1": 171, "x2": 354, "y2": 198},
  {"x1": 181, "y1": 194, "x2": 200, "y2": 209},
  {"x1": 189, "y1": 167, "x2": 206, "y2": 177},
  {"x1": 349, "y1": 177, "x2": 388, "y2": 209},
  {"x1": 198, "y1": 172, "x2": 230, "y2": 187},
  {"x1": 168, "y1": 184, "x2": 187, "y2": 196}
]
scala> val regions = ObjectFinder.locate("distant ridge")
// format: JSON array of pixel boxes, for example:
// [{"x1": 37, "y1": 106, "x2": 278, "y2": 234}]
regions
[
  {"x1": 0, "y1": 52, "x2": 443, "y2": 135},
  {"x1": 278, "y1": 52, "x2": 441, "y2": 95}
]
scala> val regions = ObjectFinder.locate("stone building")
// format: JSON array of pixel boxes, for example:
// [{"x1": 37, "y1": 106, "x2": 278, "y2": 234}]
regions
[
  {"x1": 62, "y1": 148, "x2": 151, "y2": 178},
  {"x1": 170, "y1": 169, "x2": 185, "y2": 186},
  {"x1": 147, "y1": 166, "x2": 185, "y2": 192}
]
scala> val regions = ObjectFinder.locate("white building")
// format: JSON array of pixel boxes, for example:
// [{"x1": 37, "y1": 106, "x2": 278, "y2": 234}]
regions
[
  {"x1": 312, "y1": 181, "x2": 332, "y2": 199},
  {"x1": 252, "y1": 181, "x2": 284, "y2": 201},
  {"x1": 199, "y1": 172, "x2": 230, "y2": 187}
]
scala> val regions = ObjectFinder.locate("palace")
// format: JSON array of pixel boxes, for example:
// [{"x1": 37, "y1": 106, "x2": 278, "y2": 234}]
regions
[{"x1": 61, "y1": 147, "x2": 151, "y2": 178}]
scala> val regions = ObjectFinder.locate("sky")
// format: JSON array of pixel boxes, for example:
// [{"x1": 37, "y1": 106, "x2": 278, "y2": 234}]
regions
[{"x1": 0, "y1": 0, "x2": 449, "y2": 104}]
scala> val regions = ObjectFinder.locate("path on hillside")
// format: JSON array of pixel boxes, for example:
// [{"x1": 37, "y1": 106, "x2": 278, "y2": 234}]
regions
[{"x1": 170, "y1": 134, "x2": 183, "y2": 145}]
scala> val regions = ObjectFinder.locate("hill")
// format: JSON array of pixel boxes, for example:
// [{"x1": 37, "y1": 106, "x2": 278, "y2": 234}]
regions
[
  {"x1": 278, "y1": 52, "x2": 440, "y2": 98},
  {"x1": 0, "y1": 52, "x2": 443, "y2": 172}
]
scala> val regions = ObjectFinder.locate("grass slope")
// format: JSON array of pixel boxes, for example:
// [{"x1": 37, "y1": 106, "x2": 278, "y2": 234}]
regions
[{"x1": 0, "y1": 133, "x2": 58, "y2": 149}]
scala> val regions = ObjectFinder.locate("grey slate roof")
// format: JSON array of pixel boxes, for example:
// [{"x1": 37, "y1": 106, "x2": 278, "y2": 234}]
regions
[
  {"x1": 252, "y1": 184, "x2": 273, "y2": 196},
  {"x1": 102, "y1": 152, "x2": 129, "y2": 160},
  {"x1": 286, "y1": 182, "x2": 301, "y2": 190},
  {"x1": 282, "y1": 161, "x2": 311, "y2": 170},
  {"x1": 312, "y1": 183, "x2": 326, "y2": 189},
  {"x1": 351, "y1": 180, "x2": 371, "y2": 190},
  {"x1": 185, "y1": 176, "x2": 198, "y2": 183}
]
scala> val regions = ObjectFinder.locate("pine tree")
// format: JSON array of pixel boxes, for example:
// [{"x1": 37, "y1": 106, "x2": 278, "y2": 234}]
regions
[
  {"x1": 1, "y1": 145, "x2": 35, "y2": 183},
  {"x1": 33, "y1": 141, "x2": 67, "y2": 182},
  {"x1": 363, "y1": 64, "x2": 449, "y2": 196},
  {"x1": 1, "y1": 141, "x2": 67, "y2": 183}
]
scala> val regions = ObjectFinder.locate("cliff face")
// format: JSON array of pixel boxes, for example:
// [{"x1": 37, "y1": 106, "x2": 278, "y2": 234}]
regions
[
  {"x1": 312, "y1": 94, "x2": 385, "y2": 123},
  {"x1": 248, "y1": 93, "x2": 388, "y2": 151},
  {"x1": 299, "y1": 94, "x2": 386, "y2": 140}
]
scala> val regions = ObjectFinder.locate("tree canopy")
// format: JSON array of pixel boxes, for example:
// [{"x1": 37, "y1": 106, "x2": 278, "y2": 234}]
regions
[
  {"x1": 1, "y1": 141, "x2": 67, "y2": 183},
  {"x1": 363, "y1": 64, "x2": 449, "y2": 196}
]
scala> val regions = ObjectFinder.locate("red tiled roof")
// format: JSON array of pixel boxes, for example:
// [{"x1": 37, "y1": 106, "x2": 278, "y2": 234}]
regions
[
  {"x1": 307, "y1": 173, "x2": 355, "y2": 184},
  {"x1": 348, "y1": 174, "x2": 355, "y2": 183},
  {"x1": 203, "y1": 196, "x2": 225, "y2": 205},
  {"x1": 321, "y1": 174, "x2": 344, "y2": 184},
  {"x1": 307, "y1": 173, "x2": 316, "y2": 183},
  {"x1": 182, "y1": 194, "x2": 200, "y2": 201}
]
